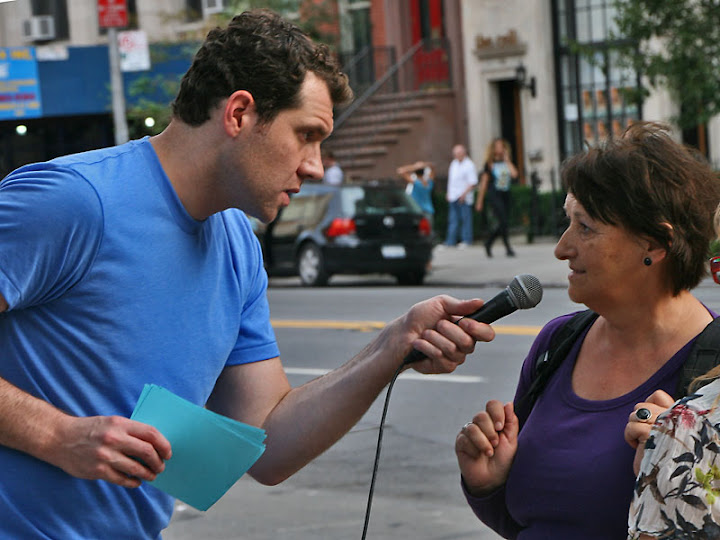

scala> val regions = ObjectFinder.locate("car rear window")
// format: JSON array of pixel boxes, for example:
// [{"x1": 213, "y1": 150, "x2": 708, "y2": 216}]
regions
[{"x1": 340, "y1": 186, "x2": 422, "y2": 216}]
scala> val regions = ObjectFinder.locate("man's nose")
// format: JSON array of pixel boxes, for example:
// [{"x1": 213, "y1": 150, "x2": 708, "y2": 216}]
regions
[{"x1": 301, "y1": 148, "x2": 324, "y2": 180}]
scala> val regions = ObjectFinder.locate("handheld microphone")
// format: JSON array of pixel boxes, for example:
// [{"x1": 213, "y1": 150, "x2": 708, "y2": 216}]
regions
[{"x1": 402, "y1": 274, "x2": 543, "y2": 365}]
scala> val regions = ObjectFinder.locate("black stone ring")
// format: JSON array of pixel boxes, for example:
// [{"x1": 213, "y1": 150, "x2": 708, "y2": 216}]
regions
[{"x1": 635, "y1": 408, "x2": 652, "y2": 422}]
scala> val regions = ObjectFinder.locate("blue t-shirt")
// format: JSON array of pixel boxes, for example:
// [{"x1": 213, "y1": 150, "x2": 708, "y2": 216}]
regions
[
  {"x1": 410, "y1": 172, "x2": 434, "y2": 215},
  {"x1": 0, "y1": 138, "x2": 280, "y2": 538}
]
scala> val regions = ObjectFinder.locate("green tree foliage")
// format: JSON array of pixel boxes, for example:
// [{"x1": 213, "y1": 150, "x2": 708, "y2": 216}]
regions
[
  {"x1": 124, "y1": 43, "x2": 198, "y2": 139},
  {"x1": 127, "y1": 73, "x2": 179, "y2": 138},
  {"x1": 613, "y1": 0, "x2": 720, "y2": 129}
]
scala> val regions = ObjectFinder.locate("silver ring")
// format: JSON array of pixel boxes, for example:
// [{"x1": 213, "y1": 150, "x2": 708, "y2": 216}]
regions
[
  {"x1": 635, "y1": 408, "x2": 652, "y2": 422},
  {"x1": 462, "y1": 422, "x2": 473, "y2": 431}
]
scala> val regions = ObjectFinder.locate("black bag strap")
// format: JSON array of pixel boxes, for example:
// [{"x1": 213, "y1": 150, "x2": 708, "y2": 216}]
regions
[
  {"x1": 674, "y1": 316, "x2": 720, "y2": 399},
  {"x1": 515, "y1": 310, "x2": 598, "y2": 420}
]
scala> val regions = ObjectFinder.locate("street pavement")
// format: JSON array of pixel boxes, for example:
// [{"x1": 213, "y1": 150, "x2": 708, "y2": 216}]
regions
[
  {"x1": 425, "y1": 235, "x2": 569, "y2": 290},
  {"x1": 167, "y1": 236, "x2": 568, "y2": 540}
]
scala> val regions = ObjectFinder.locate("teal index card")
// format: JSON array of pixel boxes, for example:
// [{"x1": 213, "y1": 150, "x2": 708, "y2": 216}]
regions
[{"x1": 131, "y1": 384, "x2": 266, "y2": 511}]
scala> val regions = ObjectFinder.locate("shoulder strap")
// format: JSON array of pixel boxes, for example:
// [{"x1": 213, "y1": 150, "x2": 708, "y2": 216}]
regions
[
  {"x1": 675, "y1": 316, "x2": 720, "y2": 399},
  {"x1": 515, "y1": 310, "x2": 598, "y2": 419}
]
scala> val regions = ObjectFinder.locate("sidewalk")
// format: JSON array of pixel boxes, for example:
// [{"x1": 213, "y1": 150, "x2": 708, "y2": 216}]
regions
[
  {"x1": 426, "y1": 235, "x2": 569, "y2": 289},
  {"x1": 427, "y1": 235, "x2": 719, "y2": 290}
]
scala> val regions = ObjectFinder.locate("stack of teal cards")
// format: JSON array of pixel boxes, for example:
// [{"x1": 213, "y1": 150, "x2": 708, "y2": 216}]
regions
[{"x1": 130, "y1": 384, "x2": 266, "y2": 511}]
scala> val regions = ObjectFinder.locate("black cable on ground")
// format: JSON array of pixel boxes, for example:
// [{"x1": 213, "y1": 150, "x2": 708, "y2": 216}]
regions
[{"x1": 361, "y1": 362, "x2": 404, "y2": 540}]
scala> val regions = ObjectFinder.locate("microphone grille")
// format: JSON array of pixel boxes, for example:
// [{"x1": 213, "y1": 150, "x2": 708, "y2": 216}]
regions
[{"x1": 507, "y1": 274, "x2": 543, "y2": 310}]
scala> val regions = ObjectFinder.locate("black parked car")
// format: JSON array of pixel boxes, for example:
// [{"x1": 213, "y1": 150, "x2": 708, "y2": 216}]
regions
[{"x1": 258, "y1": 182, "x2": 433, "y2": 286}]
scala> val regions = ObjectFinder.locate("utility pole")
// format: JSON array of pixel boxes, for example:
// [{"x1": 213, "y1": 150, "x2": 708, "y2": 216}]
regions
[
  {"x1": 108, "y1": 27, "x2": 128, "y2": 145},
  {"x1": 98, "y1": 0, "x2": 129, "y2": 145}
]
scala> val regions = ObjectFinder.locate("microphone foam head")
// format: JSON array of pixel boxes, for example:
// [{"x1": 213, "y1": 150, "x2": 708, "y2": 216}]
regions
[{"x1": 507, "y1": 274, "x2": 543, "y2": 310}]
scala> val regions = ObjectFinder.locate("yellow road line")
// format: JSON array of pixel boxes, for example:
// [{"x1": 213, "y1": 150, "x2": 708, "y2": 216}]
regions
[
  {"x1": 271, "y1": 319, "x2": 542, "y2": 336},
  {"x1": 271, "y1": 320, "x2": 386, "y2": 331},
  {"x1": 494, "y1": 325, "x2": 543, "y2": 336}
]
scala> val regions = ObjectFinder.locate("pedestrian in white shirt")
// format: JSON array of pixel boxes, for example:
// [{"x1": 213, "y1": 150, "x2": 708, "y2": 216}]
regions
[
  {"x1": 444, "y1": 144, "x2": 477, "y2": 248},
  {"x1": 322, "y1": 150, "x2": 343, "y2": 185}
]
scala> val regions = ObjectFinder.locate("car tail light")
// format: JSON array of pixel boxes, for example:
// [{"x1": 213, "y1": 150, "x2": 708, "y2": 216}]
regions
[
  {"x1": 418, "y1": 216, "x2": 432, "y2": 236},
  {"x1": 326, "y1": 217, "x2": 357, "y2": 237}
]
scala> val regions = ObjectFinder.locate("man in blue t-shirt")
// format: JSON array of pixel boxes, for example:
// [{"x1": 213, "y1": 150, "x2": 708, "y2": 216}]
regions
[{"x1": 0, "y1": 9, "x2": 494, "y2": 538}]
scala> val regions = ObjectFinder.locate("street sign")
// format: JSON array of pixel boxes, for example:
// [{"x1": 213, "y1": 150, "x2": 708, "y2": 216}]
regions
[
  {"x1": 118, "y1": 30, "x2": 150, "y2": 72},
  {"x1": 98, "y1": 0, "x2": 128, "y2": 29}
]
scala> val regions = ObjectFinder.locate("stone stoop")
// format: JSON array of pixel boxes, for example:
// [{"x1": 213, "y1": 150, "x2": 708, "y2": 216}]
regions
[{"x1": 325, "y1": 89, "x2": 454, "y2": 181}]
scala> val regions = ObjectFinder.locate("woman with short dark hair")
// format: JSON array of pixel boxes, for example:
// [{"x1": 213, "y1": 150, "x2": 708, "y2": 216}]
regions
[{"x1": 456, "y1": 122, "x2": 720, "y2": 539}]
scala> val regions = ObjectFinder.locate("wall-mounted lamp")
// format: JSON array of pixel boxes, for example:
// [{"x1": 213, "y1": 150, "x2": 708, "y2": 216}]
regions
[{"x1": 516, "y1": 64, "x2": 536, "y2": 98}]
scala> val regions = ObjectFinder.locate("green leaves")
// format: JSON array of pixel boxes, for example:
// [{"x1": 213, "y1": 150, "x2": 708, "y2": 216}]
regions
[{"x1": 612, "y1": 0, "x2": 720, "y2": 129}]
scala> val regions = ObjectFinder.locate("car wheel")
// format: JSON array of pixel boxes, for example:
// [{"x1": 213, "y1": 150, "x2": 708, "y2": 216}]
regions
[
  {"x1": 298, "y1": 243, "x2": 329, "y2": 286},
  {"x1": 396, "y1": 269, "x2": 426, "y2": 286}
]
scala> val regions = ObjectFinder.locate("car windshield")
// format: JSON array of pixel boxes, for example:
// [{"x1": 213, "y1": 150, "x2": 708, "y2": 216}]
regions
[{"x1": 341, "y1": 186, "x2": 422, "y2": 216}]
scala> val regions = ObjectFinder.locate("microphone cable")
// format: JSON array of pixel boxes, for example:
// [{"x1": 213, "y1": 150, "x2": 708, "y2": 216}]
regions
[
  {"x1": 360, "y1": 274, "x2": 543, "y2": 538},
  {"x1": 361, "y1": 360, "x2": 404, "y2": 540}
]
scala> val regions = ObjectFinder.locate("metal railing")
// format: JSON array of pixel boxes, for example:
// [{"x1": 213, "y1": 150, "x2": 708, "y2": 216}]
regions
[{"x1": 338, "y1": 46, "x2": 396, "y2": 98}]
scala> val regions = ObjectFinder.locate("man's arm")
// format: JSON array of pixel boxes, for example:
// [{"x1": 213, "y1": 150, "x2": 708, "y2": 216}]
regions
[
  {"x1": 206, "y1": 295, "x2": 494, "y2": 486},
  {"x1": 0, "y1": 292, "x2": 172, "y2": 488},
  {"x1": 476, "y1": 170, "x2": 489, "y2": 212}
]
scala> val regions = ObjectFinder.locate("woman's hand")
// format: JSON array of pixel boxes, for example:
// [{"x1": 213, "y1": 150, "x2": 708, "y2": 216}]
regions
[
  {"x1": 456, "y1": 400, "x2": 518, "y2": 496},
  {"x1": 624, "y1": 390, "x2": 675, "y2": 475}
]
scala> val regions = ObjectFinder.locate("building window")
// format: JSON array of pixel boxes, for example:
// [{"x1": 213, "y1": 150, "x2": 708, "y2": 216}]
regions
[
  {"x1": 347, "y1": 0, "x2": 371, "y2": 52},
  {"x1": 30, "y1": 0, "x2": 69, "y2": 40},
  {"x1": 185, "y1": 0, "x2": 234, "y2": 22},
  {"x1": 553, "y1": 0, "x2": 640, "y2": 158}
]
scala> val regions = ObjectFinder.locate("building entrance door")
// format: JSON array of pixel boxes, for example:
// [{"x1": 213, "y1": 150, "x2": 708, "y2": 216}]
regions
[{"x1": 496, "y1": 79, "x2": 525, "y2": 183}]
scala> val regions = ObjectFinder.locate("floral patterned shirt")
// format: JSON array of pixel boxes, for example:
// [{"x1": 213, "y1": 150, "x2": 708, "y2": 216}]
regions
[{"x1": 628, "y1": 377, "x2": 720, "y2": 539}]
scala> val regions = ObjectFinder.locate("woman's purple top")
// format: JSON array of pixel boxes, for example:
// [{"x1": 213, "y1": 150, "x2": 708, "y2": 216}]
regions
[{"x1": 463, "y1": 311, "x2": 709, "y2": 539}]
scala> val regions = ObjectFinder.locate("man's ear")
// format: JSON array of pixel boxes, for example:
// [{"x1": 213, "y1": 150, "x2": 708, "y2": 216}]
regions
[{"x1": 223, "y1": 90, "x2": 255, "y2": 137}]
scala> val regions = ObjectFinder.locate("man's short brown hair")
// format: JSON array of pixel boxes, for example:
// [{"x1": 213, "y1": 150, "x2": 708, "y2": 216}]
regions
[{"x1": 172, "y1": 9, "x2": 353, "y2": 126}]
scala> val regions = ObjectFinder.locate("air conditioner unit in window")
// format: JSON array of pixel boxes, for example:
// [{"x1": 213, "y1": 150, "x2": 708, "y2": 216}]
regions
[
  {"x1": 201, "y1": 0, "x2": 225, "y2": 16},
  {"x1": 22, "y1": 15, "x2": 56, "y2": 42}
]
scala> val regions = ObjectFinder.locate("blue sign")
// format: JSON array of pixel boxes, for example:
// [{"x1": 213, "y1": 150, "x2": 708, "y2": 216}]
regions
[{"x1": 0, "y1": 47, "x2": 43, "y2": 119}]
